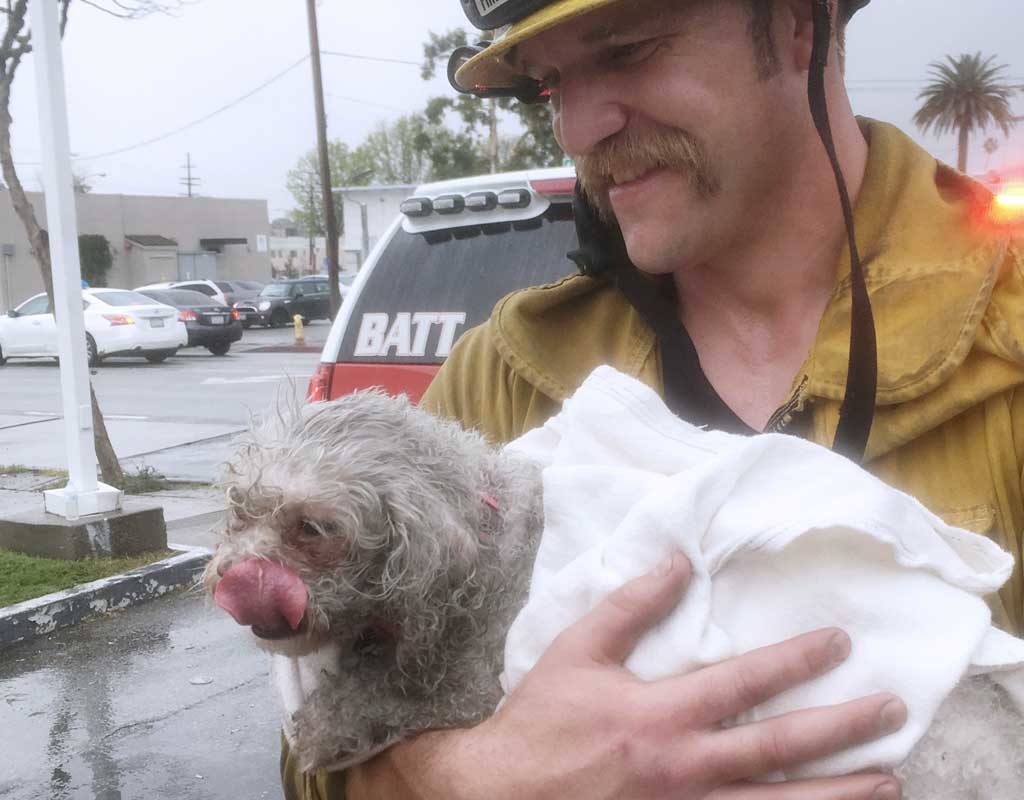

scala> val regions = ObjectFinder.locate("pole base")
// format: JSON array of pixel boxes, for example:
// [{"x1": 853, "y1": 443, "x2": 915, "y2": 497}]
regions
[
  {"x1": 44, "y1": 482, "x2": 124, "y2": 521},
  {"x1": 0, "y1": 500, "x2": 165, "y2": 560}
]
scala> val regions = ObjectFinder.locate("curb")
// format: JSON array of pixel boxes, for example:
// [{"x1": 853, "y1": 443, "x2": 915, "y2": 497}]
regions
[
  {"x1": 242, "y1": 344, "x2": 323, "y2": 354},
  {"x1": 0, "y1": 545, "x2": 212, "y2": 650},
  {"x1": 166, "y1": 508, "x2": 225, "y2": 531}
]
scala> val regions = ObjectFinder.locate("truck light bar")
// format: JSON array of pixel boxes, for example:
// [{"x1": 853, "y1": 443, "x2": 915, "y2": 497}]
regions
[
  {"x1": 433, "y1": 194, "x2": 466, "y2": 215},
  {"x1": 400, "y1": 197, "x2": 433, "y2": 217},
  {"x1": 496, "y1": 188, "x2": 531, "y2": 209},
  {"x1": 465, "y1": 191, "x2": 498, "y2": 212}
]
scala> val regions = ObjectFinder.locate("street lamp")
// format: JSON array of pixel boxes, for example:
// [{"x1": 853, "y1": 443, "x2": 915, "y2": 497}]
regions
[{"x1": 335, "y1": 169, "x2": 374, "y2": 269}]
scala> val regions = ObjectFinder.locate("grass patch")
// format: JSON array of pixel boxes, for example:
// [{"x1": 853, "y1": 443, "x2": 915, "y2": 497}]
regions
[
  {"x1": 121, "y1": 466, "x2": 170, "y2": 495},
  {"x1": 2, "y1": 464, "x2": 205, "y2": 495},
  {"x1": 0, "y1": 464, "x2": 67, "y2": 478},
  {"x1": 0, "y1": 548, "x2": 176, "y2": 607}
]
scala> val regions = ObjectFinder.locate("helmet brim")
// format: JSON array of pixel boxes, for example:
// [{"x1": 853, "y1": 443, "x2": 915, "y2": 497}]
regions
[
  {"x1": 454, "y1": 0, "x2": 621, "y2": 91},
  {"x1": 454, "y1": 0, "x2": 872, "y2": 93}
]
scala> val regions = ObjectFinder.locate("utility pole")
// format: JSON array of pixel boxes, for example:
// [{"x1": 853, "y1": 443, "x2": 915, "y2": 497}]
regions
[
  {"x1": 179, "y1": 152, "x2": 201, "y2": 197},
  {"x1": 307, "y1": 180, "x2": 316, "y2": 275},
  {"x1": 488, "y1": 98, "x2": 499, "y2": 173},
  {"x1": 305, "y1": 0, "x2": 341, "y2": 316}
]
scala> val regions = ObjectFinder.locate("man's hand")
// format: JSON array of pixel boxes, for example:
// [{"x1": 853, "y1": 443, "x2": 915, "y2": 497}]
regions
[{"x1": 358, "y1": 553, "x2": 905, "y2": 800}]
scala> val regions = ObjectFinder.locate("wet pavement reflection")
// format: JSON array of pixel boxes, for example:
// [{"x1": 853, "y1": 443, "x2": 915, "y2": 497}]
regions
[{"x1": 0, "y1": 590, "x2": 280, "y2": 799}]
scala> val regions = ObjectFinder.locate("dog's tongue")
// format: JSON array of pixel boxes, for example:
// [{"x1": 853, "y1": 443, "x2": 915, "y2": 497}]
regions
[{"x1": 214, "y1": 559, "x2": 308, "y2": 632}]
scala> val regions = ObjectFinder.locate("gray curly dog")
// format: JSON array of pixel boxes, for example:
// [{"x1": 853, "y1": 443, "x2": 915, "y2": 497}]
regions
[{"x1": 205, "y1": 390, "x2": 1023, "y2": 797}]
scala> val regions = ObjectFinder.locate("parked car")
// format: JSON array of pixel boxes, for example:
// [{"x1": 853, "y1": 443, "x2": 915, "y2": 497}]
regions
[
  {"x1": 135, "y1": 288, "x2": 243, "y2": 356},
  {"x1": 135, "y1": 279, "x2": 229, "y2": 306},
  {"x1": 217, "y1": 279, "x2": 265, "y2": 307},
  {"x1": 0, "y1": 288, "x2": 186, "y2": 367},
  {"x1": 233, "y1": 276, "x2": 332, "y2": 329},
  {"x1": 308, "y1": 166, "x2": 578, "y2": 403}
]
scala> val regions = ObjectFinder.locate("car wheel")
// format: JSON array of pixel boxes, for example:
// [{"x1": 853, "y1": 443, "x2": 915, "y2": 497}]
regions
[
  {"x1": 0, "y1": 343, "x2": 6, "y2": 366},
  {"x1": 270, "y1": 309, "x2": 289, "y2": 328},
  {"x1": 86, "y1": 335, "x2": 99, "y2": 367},
  {"x1": 207, "y1": 341, "x2": 231, "y2": 356},
  {"x1": 144, "y1": 349, "x2": 174, "y2": 364}
]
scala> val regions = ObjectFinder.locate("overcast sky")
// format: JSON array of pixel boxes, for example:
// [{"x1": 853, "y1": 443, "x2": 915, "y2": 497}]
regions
[{"x1": 8, "y1": 0, "x2": 1024, "y2": 219}]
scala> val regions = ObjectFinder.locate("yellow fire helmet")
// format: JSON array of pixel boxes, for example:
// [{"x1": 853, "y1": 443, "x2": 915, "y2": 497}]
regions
[{"x1": 451, "y1": 0, "x2": 871, "y2": 100}]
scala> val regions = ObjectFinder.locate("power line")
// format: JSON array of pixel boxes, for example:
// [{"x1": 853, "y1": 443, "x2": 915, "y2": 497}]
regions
[
  {"x1": 15, "y1": 55, "x2": 312, "y2": 165},
  {"x1": 848, "y1": 76, "x2": 1024, "y2": 84},
  {"x1": 11, "y1": 48, "x2": 422, "y2": 167},
  {"x1": 319, "y1": 49, "x2": 419, "y2": 67},
  {"x1": 325, "y1": 91, "x2": 404, "y2": 113},
  {"x1": 80, "y1": 55, "x2": 312, "y2": 160}
]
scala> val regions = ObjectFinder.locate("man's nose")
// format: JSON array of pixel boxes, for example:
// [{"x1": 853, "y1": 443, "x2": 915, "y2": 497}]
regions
[{"x1": 552, "y1": 71, "x2": 629, "y2": 158}]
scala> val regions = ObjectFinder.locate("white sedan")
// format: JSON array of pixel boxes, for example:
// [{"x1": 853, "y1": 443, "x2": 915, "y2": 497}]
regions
[{"x1": 0, "y1": 288, "x2": 187, "y2": 367}]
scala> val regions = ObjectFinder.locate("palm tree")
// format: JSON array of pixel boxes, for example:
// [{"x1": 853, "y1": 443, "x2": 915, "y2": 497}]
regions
[{"x1": 913, "y1": 52, "x2": 1018, "y2": 174}]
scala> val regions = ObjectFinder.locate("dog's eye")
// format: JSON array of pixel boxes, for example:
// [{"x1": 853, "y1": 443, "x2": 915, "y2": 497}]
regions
[{"x1": 298, "y1": 519, "x2": 325, "y2": 538}]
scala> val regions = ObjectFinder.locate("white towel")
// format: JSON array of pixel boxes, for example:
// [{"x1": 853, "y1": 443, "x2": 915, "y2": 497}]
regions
[{"x1": 503, "y1": 365, "x2": 1024, "y2": 780}]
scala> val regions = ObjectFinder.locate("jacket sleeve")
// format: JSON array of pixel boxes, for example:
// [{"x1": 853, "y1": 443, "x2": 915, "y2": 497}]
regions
[
  {"x1": 420, "y1": 320, "x2": 559, "y2": 444},
  {"x1": 281, "y1": 733, "x2": 347, "y2": 800}
]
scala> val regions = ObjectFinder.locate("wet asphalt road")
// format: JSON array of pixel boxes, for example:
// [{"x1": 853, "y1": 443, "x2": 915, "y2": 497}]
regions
[{"x1": 0, "y1": 591, "x2": 282, "y2": 800}]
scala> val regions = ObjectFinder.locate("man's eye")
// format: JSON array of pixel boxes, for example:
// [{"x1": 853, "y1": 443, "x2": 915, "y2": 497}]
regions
[{"x1": 609, "y1": 39, "x2": 663, "y2": 66}]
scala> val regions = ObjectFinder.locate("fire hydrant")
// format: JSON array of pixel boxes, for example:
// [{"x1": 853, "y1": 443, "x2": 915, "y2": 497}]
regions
[{"x1": 293, "y1": 314, "x2": 305, "y2": 346}]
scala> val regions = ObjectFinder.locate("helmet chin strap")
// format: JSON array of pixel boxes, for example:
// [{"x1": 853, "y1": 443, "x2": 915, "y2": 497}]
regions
[
  {"x1": 571, "y1": 0, "x2": 878, "y2": 462},
  {"x1": 807, "y1": 0, "x2": 877, "y2": 461}
]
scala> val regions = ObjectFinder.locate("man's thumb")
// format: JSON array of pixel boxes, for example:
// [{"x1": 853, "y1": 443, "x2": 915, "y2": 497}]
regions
[{"x1": 563, "y1": 552, "x2": 692, "y2": 666}]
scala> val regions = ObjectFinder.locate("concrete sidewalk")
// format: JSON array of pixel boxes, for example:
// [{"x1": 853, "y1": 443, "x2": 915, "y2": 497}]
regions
[
  {"x1": 0, "y1": 479, "x2": 226, "y2": 649},
  {"x1": 0, "y1": 590, "x2": 280, "y2": 799},
  {"x1": 0, "y1": 484, "x2": 224, "y2": 549},
  {"x1": 0, "y1": 415, "x2": 243, "y2": 476}
]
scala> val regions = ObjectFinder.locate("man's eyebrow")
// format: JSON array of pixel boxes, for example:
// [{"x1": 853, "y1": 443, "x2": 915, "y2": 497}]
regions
[{"x1": 580, "y1": 24, "x2": 617, "y2": 44}]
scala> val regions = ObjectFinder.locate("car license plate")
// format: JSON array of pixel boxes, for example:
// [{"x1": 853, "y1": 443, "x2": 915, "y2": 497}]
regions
[
  {"x1": 150, "y1": 318, "x2": 165, "y2": 328},
  {"x1": 210, "y1": 315, "x2": 226, "y2": 325}
]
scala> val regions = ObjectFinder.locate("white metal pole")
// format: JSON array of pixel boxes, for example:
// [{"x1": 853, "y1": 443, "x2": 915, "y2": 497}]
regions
[{"x1": 30, "y1": 0, "x2": 121, "y2": 520}]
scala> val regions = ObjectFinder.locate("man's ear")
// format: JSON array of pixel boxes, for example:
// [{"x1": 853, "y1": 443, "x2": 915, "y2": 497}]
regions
[{"x1": 778, "y1": 0, "x2": 817, "y2": 73}]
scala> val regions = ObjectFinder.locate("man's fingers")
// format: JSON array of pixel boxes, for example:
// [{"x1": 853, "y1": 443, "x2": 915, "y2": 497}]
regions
[
  {"x1": 554, "y1": 552, "x2": 691, "y2": 665},
  {"x1": 702, "y1": 693, "x2": 907, "y2": 784},
  {"x1": 706, "y1": 774, "x2": 902, "y2": 800},
  {"x1": 667, "y1": 628, "x2": 852, "y2": 725}
]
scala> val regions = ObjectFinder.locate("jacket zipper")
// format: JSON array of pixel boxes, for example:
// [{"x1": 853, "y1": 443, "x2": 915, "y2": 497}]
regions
[{"x1": 765, "y1": 375, "x2": 809, "y2": 433}]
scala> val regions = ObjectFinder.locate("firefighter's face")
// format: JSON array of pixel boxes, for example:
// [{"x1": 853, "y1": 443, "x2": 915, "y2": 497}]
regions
[{"x1": 513, "y1": 0, "x2": 821, "y2": 275}]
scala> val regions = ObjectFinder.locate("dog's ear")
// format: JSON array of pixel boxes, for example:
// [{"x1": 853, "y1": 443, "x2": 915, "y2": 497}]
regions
[{"x1": 373, "y1": 487, "x2": 482, "y2": 600}]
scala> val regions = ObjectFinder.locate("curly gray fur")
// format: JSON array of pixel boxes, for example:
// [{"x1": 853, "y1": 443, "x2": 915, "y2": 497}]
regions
[{"x1": 207, "y1": 390, "x2": 1023, "y2": 794}]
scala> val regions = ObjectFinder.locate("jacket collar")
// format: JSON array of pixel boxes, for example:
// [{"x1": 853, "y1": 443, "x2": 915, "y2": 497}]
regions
[
  {"x1": 802, "y1": 120, "x2": 1023, "y2": 459},
  {"x1": 492, "y1": 119, "x2": 1024, "y2": 459}
]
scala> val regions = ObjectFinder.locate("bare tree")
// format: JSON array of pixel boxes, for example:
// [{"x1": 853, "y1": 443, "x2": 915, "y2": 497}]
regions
[{"x1": 0, "y1": 0, "x2": 186, "y2": 487}]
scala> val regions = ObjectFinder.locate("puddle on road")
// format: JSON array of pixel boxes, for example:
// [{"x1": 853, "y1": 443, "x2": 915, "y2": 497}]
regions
[{"x1": 0, "y1": 590, "x2": 278, "y2": 799}]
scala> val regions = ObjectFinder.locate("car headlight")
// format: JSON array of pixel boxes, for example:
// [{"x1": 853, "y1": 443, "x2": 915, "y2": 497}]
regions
[{"x1": 258, "y1": 301, "x2": 271, "y2": 311}]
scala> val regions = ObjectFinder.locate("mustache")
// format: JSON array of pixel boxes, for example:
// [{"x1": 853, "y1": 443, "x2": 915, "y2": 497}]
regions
[{"x1": 575, "y1": 126, "x2": 719, "y2": 221}]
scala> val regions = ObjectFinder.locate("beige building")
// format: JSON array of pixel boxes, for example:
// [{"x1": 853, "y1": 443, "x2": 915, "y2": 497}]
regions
[
  {"x1": 338, "y1": 184, "x2": 415, "y2": 262},
  {"x1": 267, "y1": 185, "x2": 415, "y2": 278},
  {"x1": 0, "y1": 190, "x2": 272, "y2": 312}
]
